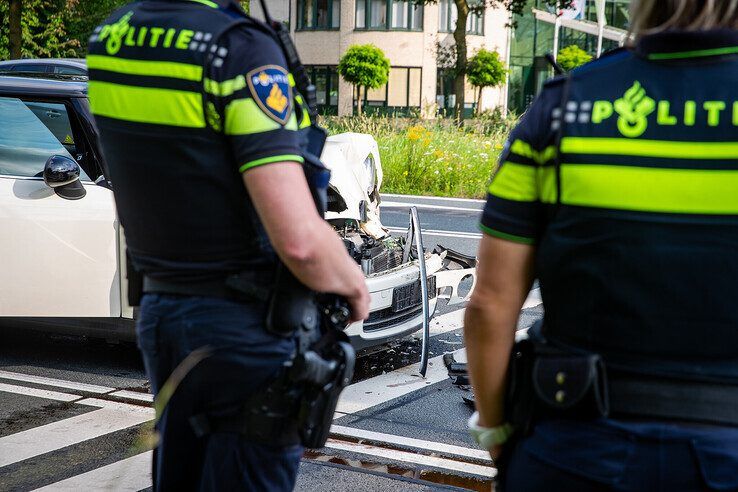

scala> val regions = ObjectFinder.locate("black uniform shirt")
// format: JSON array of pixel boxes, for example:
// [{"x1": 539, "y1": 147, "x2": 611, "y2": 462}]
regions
[
  {"x1": 481, "y1": 30, "x2": 738, "y2": 380},
  {"x1": 88, "y1": 0, "x2": 306, "y2": 281}
]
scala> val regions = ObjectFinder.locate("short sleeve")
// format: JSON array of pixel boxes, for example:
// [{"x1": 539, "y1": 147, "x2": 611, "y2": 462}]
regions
[
  {"x1": 480, "y1": 88, "x2": 559, "y2": 245},
  {"x1": 205, "y1": 26, "x2": 303, "y2": 173}
]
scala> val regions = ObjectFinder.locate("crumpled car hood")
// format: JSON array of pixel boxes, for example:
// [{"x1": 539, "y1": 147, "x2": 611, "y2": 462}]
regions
[{"x1": 322, "y1": 132, "x2": 387, "y2": 239}]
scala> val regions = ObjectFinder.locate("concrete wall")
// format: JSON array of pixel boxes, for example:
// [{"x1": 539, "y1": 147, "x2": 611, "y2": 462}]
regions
[
  {"x1": 249, "y1": 0, "x2": 290, "y2": 22},
  {"x1": 264, "y1": 0, "x2": 510, "y2": 116}
]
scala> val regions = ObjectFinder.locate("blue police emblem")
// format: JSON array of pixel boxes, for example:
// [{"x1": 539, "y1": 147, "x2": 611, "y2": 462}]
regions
[{"x1": 246, "y1": 65, "x2": 293, "y2": 125}]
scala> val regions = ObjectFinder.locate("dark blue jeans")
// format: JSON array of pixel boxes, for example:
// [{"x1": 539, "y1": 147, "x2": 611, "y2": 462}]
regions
[
  {"x1": 136, "y1": 294, "x2": 303, "y2": 491},
  {"x1": 500, "y1": 418, "x2": 738, "y2": 491}
]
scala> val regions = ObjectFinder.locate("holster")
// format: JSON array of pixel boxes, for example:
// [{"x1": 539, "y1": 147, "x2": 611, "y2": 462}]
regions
[
  {"x1": 126, "y1": 251, "x2": 143, "y2": 307},
  {"x1": 504, "y1": 322, "x2": 610, "y2": 436}
]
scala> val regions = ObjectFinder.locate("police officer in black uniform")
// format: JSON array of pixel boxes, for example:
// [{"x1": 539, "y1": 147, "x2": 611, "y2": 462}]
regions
[
  {"x1": 464, "y1": 1, "x2": 738, "y2": 490},
  {"x1": 87, "y1": 1, "x2": 370, "y2": 490}
]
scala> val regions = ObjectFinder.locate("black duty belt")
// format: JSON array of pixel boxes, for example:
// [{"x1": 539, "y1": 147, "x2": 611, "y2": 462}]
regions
[
  {"x1": 143, "y1": 273, "x2": 272, "y2": 303},
  {"x1": 609, "y1": 374, "x2": 738, "y2": 427}
]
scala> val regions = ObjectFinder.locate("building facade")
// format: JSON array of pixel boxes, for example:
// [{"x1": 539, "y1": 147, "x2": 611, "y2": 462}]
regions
[
  {"x1": 251, "y1": 0, "x2": 512, "y2": 116},
  {"x1": 508, "y1": 0, "x2": 630, "y2": 113}
]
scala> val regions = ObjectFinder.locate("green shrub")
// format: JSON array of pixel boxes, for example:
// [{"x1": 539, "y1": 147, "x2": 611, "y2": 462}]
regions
[{"x1": 557, "y1": 45, "x2": 593, "y2": 72}]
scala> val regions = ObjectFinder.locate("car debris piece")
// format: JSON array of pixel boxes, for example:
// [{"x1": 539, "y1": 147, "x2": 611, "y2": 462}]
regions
[{"x1": 444, "y1": 352, "x2": 476, "y2": 409}]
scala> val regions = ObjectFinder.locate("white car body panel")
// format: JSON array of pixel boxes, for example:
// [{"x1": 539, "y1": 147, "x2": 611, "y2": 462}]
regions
[
  {"x1": 0, "y1": 176, "x2": 119, "y2": 317},
  {"x1": 1, "y1": 120, "x2": 475, "y2": 348},
  {"x1": 322, "y1": 133, "x2": 387, "y2": 239}
]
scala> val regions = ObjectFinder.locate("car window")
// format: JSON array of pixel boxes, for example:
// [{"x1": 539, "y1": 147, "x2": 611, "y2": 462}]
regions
[
  {"x1": 23, "y1": 101, "x2": 78, "y2": 155},
  {"x1": 52, "y1": 66, "x2": 86, "y2": 76},
  {"x1": 10, "y1": 64, "x2": 47, "y2": 73},
  {"x1": 0, "y1": 97, "x2": 89, "y2": 180}
]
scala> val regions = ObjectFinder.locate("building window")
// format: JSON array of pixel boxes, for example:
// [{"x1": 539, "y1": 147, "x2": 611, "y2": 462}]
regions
[
  {"x1": 306, "y1": 65, "x2": 339, "y2": 114},
  {"x1": 355, "y1": 67, "x2": 422, "y2": 115},
  {"x1": 438, "y1": 0, "x2": 484, "y2": 35},
  {"x1": 355, "y1": 0, "x2": 423, "y2": 30},
  {"x1": 297, "y1": 0, "x2": 340, "y2": 30}
]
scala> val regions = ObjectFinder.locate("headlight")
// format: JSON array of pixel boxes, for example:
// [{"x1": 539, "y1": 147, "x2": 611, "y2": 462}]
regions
[{"x1": 363, "y1": 155, "x2": 376, "y2": 195}]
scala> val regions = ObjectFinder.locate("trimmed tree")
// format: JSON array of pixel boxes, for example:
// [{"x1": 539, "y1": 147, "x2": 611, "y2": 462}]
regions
[
  {"x1": 337, "y1": 44, "x2": 390, "y2": 116},
  {"x1": 467, "y1": 48, "x2": 507, "y2": 115},
  {"x1": 557, "y1": 45, "x2": 592, "y2": 71}
]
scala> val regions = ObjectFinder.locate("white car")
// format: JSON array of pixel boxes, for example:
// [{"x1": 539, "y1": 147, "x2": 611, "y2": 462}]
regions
[{"x1": 0, "y1": 74, "x2": 476, "y2": 350}]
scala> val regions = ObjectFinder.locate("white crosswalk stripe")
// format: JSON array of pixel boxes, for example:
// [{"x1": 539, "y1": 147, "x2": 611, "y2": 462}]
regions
[
  {"x1": 0, "y1": 403, "x2": 152, "y2": 468},
  {"x1": 0, "y1": 297, "x2": 536, "y2": 490}
]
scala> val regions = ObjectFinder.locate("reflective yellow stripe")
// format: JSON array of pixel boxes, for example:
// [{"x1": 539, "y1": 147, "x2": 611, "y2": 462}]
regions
[
  {"x1": 510, "y1": 139, "x2": 557, "y2": 165},
  {"x1": 539, "y1": 165, "x2": 557, "y2": 204},
  {"x1": 295, "y1": 96, "x2": 311, "y2": 129},
  {"x1": 561, "y1": 137, "x2": 738, "y2": 160},
  {"x1": 88, "y1": 81, "x2": 204, "y2": 127},
  {"x1": 239, "y1": 154, "x2": 304, "y2": 173},
  {"x1": 489, "y1": 163, "x2": 538, "y2": 202},
  {"x1": 488, "y1": 162, "x2": 556, "y2": 203},
  {"x1": 187, "y1": 0, "x2": 218, "y2": 7},
  {"x1": 561, "y1": 164, "x2": 738, "y2": 214},
  {"x1": 204, "y1": 75, "x2": 246, "y2": 97},
  {"x1": 225, "y1": 98, "x2": 298, "y2": 135},
  {"x1": 86, "y1": 55, "x2": 202, "y2": 81}
]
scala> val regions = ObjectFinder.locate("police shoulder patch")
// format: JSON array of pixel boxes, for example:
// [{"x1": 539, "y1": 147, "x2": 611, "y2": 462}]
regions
[{"x1": 246, "y1": 65, "x2": 293, "y2": 125}]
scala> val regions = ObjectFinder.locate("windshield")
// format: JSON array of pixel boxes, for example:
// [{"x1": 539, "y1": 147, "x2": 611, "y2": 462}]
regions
[{"x1": 0, "y1": 97, "x2": 89, "y2": 180}]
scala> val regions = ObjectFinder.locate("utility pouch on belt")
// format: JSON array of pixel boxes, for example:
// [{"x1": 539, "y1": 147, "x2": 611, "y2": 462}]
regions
[{"x1": 505, "y1": 322, "x2": 610, "y2": 435}]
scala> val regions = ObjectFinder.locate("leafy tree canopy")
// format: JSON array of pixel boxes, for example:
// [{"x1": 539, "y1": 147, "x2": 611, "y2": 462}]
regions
[
  {"x1": 467, "y1": 49, "x2": 507, "y2": 89},
  {"x1": 557, "y1": 44, "x2": 592, "y2": 72},
  {"x1": 337, "y1": 44, "x2": 390, "y2": 90}
]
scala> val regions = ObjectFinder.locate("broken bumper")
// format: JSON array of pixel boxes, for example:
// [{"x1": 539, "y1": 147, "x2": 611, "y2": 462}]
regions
[{"x1": 344, "y1": 247, "x2": 477, "y2": 350}]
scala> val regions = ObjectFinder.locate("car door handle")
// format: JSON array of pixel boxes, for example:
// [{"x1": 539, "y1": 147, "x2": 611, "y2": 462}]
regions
[{"x1": 46, "y1": 110, "x2": 62, "y2": 118}]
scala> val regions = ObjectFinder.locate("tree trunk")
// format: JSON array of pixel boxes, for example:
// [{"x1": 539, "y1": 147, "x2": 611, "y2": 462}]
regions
[
  {"x1": 453, "y1": 0, "x2": 469, "y2": 124},
  {"x1": 9, "y1": 0, "x2": 22, "y2": 59},
  {"x1": 476, "y1": 86, "x2": 483, "y2": 116},
  {"x1": 356, "y1": 86, "x2": 363, "y2": 116}
]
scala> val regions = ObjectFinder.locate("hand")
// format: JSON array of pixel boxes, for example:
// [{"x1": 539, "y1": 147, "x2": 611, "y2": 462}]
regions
[{"x1": 345, "y1": 265, "x2": 370, "y2": 322}]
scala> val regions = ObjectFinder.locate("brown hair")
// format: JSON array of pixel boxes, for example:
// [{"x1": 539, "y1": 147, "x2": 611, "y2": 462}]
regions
[{"x1": 629, "y1": 0, "x2": 738, "y2": 36}]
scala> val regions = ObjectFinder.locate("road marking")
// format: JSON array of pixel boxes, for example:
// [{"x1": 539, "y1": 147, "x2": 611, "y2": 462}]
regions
[
  {"x1": 109, "y1": 390, "x2": 154, "y2": 403},
  {"x1": 386, "y1": 227, "x2": 482, "y2": 240},
  {"x1": 336, "y1": 352, "x2": 455, "y2": 416},
  {"x1": 382, "y1": 193, "x2": 485, "y2": 205},
  {"x1": 0, "y1": 405, "x2": 152, "y2": 468},
  {"x1": 329, "y1": 425, "x2": 490, "y2": 462},
  {"x1": 383, "y1": 201, "x2": 483, "y2": 213},
  {"x1": 0, "y1": 382, "x2": 80, "y2": 403},
  {"x1": 33, "y1": 451, "x2": 153, "y2": 492},
  {"x1": 324, "y1": 439, "x2": 495, "y2": 478},
  {"x1": 430, "y1": 308, "x2": 465, "y2": 336},
  {"x1": 0, "y1": 370, "x2": 115, "y2": 394}
]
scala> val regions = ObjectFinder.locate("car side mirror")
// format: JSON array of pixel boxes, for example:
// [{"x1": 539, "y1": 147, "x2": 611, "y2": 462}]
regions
[{"x1": 43, "y1": 155, "x2": 86, "y2": 200}]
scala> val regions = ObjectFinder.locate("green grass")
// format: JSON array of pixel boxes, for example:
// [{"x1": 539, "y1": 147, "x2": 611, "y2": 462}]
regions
[{"x1": 322, "y1": 113, "x2": 517, "y2": 199}]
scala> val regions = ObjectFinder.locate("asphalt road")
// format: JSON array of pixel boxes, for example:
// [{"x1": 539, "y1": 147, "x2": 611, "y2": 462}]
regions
[
  {"x1": 0, "y1": 194, "x2": 539, "y2": 492},
  {"x1": 379, "y1": 194, "x2": 484, "y2": 257}
]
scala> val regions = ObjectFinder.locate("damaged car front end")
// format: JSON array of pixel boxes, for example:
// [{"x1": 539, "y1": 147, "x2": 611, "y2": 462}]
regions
[{"x1": 322, "y1": 133, "x2": 477, "y2": 359}]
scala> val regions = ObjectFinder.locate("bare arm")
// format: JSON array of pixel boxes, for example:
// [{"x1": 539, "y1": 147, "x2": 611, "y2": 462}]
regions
[
  {"x1": 243, "y1": 162, "x2": 370, "y2": 321},
  {"x1": 464, "y1": 235, "x2": 535, "y2": 454}
]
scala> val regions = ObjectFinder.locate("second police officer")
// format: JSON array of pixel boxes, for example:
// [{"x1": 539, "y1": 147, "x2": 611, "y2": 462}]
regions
[
  {"x1": 464, "y1": 0, "x2": 738, "y2": 490},
  {"x1": 87, "y1": 0, "x2": 370, "y2": 490}
]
